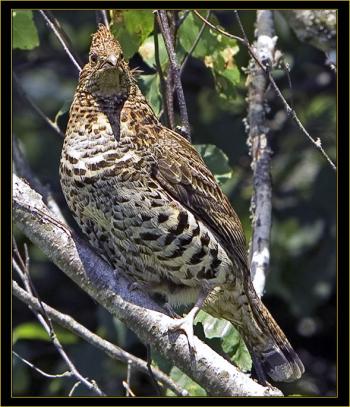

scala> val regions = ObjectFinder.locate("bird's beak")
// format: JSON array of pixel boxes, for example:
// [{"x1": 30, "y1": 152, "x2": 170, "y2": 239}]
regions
[{"x1": 105, "y1": 54, "x2": 118, "y2": 67}]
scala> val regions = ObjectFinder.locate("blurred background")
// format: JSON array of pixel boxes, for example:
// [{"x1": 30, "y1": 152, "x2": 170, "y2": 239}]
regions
[{"x1": 12, "y1": 9, "x2": 336, "y2": 397}]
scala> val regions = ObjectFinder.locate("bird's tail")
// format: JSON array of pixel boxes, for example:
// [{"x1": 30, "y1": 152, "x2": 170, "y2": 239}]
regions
[
  {"x1": 242, "y1": 283, "x2": 304, "y2": 382},
  {"x1": 205, "y1": 283, "x2": 305, "y2": 382}
]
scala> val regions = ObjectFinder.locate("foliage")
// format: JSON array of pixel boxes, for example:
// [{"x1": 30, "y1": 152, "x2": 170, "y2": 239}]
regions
[
  {"x1": 13, "y1": 322, "x2": 78, "y2": 345},
  {"x1": 12, "y1": 10, "x2": 39, "y2": 50},
  {"x1": 12, "y1": 9, "x2": 336, "y2": 397}
]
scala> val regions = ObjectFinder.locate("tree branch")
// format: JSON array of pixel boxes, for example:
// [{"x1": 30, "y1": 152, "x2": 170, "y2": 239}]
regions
[
  {"x1": 13, "y1": 351, "x2": 72, "y2": 379},
  {"x1": 156, "y1": 10, "x2": 191, "y2": 141},
  {"x1": 96, "y1": 10, "x2": 109, "y2": 29},
  {"x1": 12, "y1": 280, "x2": 186, "y2": 396},
  {"x1": 153, "y1": 15, "x2": 170, "y2": 127},
  {"x1": 245, "y1": 10, "x2": 275, "y2": 297},
  {"x1": 12, "y1": 174, "x2": 282, "y2": 397},
  {"x1": 38, "y1": 10, "x2": 82, "y2": 73}
]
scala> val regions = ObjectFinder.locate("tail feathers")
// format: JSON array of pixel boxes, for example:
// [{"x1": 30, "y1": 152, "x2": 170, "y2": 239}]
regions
[
  {"x1": 246, "y1": 289, "x2": 305, "y2": 382},
  {"x1": 248, "y1": 300, "x2": 305, "y2": 382},
  {"x1": 258, "y1": 340, "x2": 305, "y2": 382},
  {"x1": 203, "y1": 284, "x2": 305, "y2": 382}
]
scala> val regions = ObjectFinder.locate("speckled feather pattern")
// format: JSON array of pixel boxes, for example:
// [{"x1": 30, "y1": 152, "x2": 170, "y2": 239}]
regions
[{"x1": 60, "y1": 25, "x2": 304, "y2": 382}]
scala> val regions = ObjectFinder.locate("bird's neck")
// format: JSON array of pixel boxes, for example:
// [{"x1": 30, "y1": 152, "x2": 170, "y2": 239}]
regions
[{"x1": 67, "y1": 84, "x2": 159, "y2": 146}]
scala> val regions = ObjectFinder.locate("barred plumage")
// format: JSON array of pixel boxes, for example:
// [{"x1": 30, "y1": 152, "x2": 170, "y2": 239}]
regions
[{"x1": 60, "y1": 24, "x2": 304, "y2": 382}]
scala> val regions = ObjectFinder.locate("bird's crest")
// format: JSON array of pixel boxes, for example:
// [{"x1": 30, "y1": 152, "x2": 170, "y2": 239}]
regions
[{"x1": 90, "y1": 24, "x2": 122, "y2": 58}]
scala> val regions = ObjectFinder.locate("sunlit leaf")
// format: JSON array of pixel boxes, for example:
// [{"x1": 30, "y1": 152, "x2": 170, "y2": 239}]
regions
[
  {"x1": 13, "y1": 322, "x2": 49, "y2": 343},
  {"x1": 110, "y1": 10, "x2": 154, "y2": 59},
  {"x1": 195, "y1": 311, "x2": 252, "y2": 372},
  {"x1": 139, "y1": 34, "x2": 168, "y2": 69},
  {"x1": 12, "y1": 10, "x2": 39, "y2": 50},
  {"x1": 13, "y1": 322, "x2": 78, "y2": 345}
]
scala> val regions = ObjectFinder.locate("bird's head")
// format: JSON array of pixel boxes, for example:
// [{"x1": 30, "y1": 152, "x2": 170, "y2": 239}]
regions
[{"x1": 78, "y1": 24, "x2": 132, "y2": 100}]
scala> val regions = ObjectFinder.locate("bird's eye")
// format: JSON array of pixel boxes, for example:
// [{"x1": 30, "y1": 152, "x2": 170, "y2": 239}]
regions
[{"x1": 90, "y1": 53, "x2": 99, "y2": 64}]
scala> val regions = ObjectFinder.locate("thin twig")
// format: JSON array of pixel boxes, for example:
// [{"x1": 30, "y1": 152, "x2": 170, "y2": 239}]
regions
[
  {"x1": 13, "y1": 73, "x2": 64, "y2": 138},
  {"x1": 38, "y1": 10, "x2": 82, "y2": 73},
  {"x1": 155, "y1": 13, "x2": 175, "y2": 130},
  {"x1": 12, "y1": 280, "x2": 187, "y2": 396},
  {"x1": 154, "y1": 14, "x2": 170, "y2": 127},
  {"x1": 13, "y1": 351, "x2": 72, "y2": 379},
  {"x1": 96, "y1": 10, "x2": 109, "y2": 28},
  {"x1": 45, "y1": 11, "x2": 84, "y2": 66},
  {"x1": 156, "y1": 10, "x2": 191, "y2": 140},
  {"x1": 266, "y1": 71, "x2": 336, "y2": 171},
  {"x1": 125, "y1": 360, "x2": 132, "y2": 396},
  {"x1": 180, "y1": 11, "x2": 210, "y2": 76},
  {"x1": 146, "y1": 344, "x2": 161, "y2": 396},
  {"x1": 193, "y1": 10, "x2": 245, "y2": 44},
  {"x1": 69, "y1": 381, "x2": 82, "y2": 396},
  {"x1": 13, "y1": 245, "x2": 106, "y2": 396}
]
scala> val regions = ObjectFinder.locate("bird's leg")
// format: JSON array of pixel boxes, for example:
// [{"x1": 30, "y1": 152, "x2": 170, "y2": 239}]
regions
[
  {"x1": 163, "y1": 302, "x2": 181, "y2": 319},
  {"x1": 168, "y1": 283, "x2": 212, "y2": 352}
]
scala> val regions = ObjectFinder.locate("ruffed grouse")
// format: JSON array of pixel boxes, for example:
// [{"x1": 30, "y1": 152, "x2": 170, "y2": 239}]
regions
[{"x1": 60, "y1": 24, "x2": 304, "y2": 382}]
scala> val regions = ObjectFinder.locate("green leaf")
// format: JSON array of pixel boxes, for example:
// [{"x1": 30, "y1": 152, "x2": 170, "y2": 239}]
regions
[
  {"x1": 138, "y1": 74, "x2": 162, "y2": 116},
  {"x1": 13, "y1": 322, "x2": 49, "y2": 343},
  {"x1": 178, "y1": 12, "x2": 240, "y2": 102},
  {"x1": 166, "y1": 366, "x2": 206, "y2": 396},
  {"x1": 111, "y1": 10, "x2": 154, "y2": 59},
  {"x1": 178, "y1": 11, "x2": 217, "y2": 58},
  {"x1": 194, "y1": 144, "x2": 233, "y2": 185},
  {"x1": 12, "y1": 10, "x2": 39, "y2": 50},
  {"x1": 195, "y1": 311, "x2": 252, "y2": 372},
  {"x1": 13, "y1": 322, "x2": 78, "y2": 345},
  {"x1": 110, "y1": 24, "x2": 139, "y2": 60},
  {"x1": 123, "y1": 10, "x2": 154, "y2": 44},
  {"x1": 139, "y1": 34, "x2": 168, "y2": 69}
]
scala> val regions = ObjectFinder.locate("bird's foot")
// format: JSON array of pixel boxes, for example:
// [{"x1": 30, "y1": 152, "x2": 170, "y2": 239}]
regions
[{"x1": 168, "y1": 306, "x2": 199, "y2": 353}]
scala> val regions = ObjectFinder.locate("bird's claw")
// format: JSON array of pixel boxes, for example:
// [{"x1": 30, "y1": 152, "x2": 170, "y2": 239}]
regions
[{"x1": 168, "y1": 313, "x2": 196, "y2": 354}]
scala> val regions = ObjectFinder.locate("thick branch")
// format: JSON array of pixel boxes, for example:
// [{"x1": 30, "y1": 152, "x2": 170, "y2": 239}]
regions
[
  {"x1": 246, "y1": 11, "x2": 275, "y2": 297},
  {"x1": 12, "y1": 174, "x2": 282, "y2": 396}
]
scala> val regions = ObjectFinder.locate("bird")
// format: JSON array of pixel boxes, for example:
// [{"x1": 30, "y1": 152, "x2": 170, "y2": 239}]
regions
[{"x1": 60, "y1": 24, "x2": 304, "y2": 383}]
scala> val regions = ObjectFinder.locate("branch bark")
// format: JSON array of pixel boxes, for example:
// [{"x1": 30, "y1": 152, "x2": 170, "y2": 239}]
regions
[
  {"x1": 13, "y1": 174, "x2": 282, "y2": 396},
  {"x1": 246, "y1": 10, "x2": 276, "y2": 297},
  {"x1": 156, "y1": 10, "x2": 191, "y2": 141}
]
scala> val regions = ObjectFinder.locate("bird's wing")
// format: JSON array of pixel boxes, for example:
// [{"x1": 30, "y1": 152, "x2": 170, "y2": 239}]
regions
[{"x1": 150, "y1": 128, "x2": 248, "y2": 270}]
